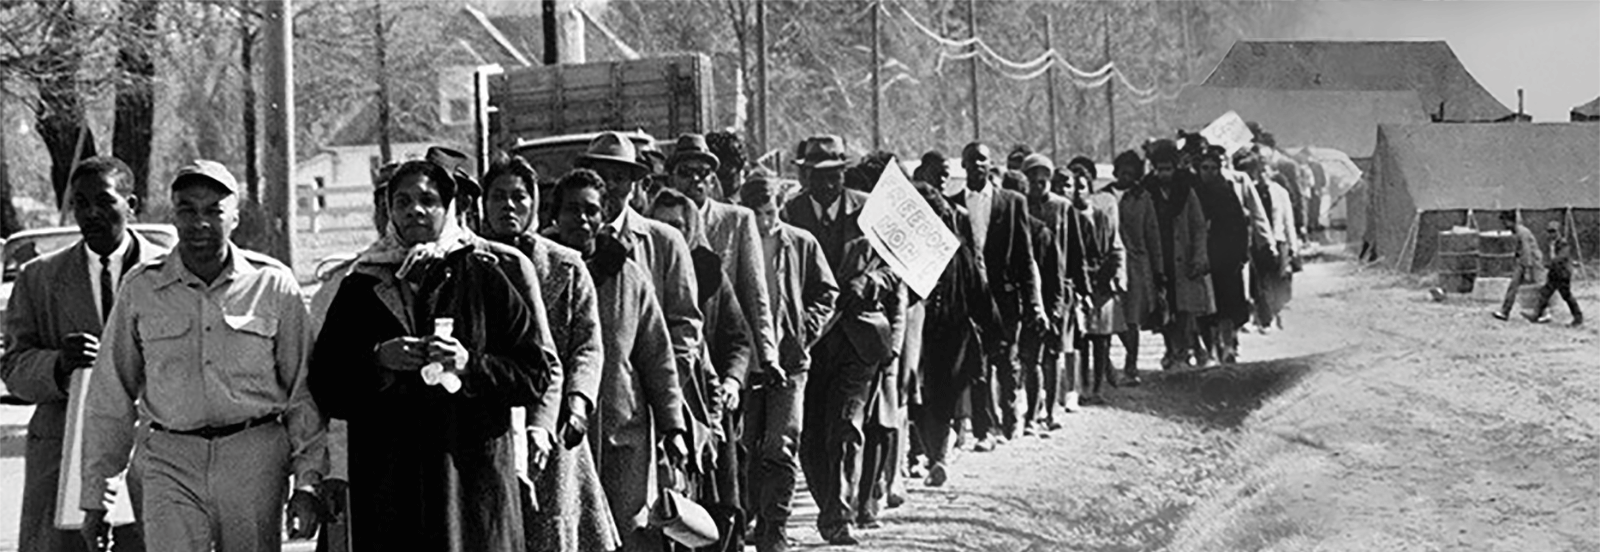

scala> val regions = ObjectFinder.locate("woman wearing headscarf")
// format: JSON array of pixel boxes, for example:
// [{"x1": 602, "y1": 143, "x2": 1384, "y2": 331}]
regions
[
  {"x1": 481, "y1": 155, "x2": 619, "y2": 552},
  {"x1": 549, "y1": 169, "x2": 689, "y2": 552},
  {"x1": 911, "y1": 181, "x2": 1003, "y2": 488},
  {"x1": 310, "y1": 158, "x2": 564, "y2": 552},
  {"x1": 646, "y1": 187, "x2": 753, "y2": 524}
]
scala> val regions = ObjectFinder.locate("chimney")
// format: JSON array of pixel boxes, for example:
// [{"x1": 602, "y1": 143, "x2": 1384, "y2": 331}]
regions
[{"x1": 1518, "y1": 88, "x2": 1525, "y2": 119}]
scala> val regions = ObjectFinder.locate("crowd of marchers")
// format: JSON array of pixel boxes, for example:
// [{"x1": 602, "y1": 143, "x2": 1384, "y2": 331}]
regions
[{"x1": 4, "y1": 122, "x2": 1348, "y2": 552}]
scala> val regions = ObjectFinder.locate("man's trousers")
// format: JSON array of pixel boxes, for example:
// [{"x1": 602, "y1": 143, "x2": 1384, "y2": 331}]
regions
[
  {"x1": 742, "y1": 371, "x2": 806, "y2": 536},
  {"x1": 798, "y1": 334, "x2": 874, "y2": 534},
  {"x1": 138, "y1": 422, "x2": 290, "y2": 552}
]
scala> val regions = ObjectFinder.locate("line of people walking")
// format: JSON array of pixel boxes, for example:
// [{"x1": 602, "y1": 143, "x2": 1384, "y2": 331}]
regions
[{"x1": 2, "y1": 125, "x2": 1305, "y2": 552}]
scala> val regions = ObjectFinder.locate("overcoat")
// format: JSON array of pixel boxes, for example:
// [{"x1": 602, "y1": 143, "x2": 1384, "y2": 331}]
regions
[
  {"x1": 586, "y1": 242, "x2": 688, "y2": 551},
  {"x1": 1, "y1": 231, "x2": 164, "y2": 552},
  {"x1": 310, "y1": 236, "x2": 563, "y2": 552},
  {"x1": 506, "y1": 233, "x2": 620, "y2": 552},
  {"x1": 1112, "y1": 185, "x2": 1165, "y2": 331},
  {"x1": 1145, "y1": 173, "x2": 1215, "y2": 315}
]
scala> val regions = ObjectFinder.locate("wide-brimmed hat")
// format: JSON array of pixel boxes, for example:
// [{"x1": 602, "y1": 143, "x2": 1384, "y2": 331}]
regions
[
  {"x1": 425, "y1": 146, "x2": 480, "y2": 196},
  {"x1": 793, "y1": 135, "x2": 852, "y2": 170},
  {"x1": 576, "y1": 132, "x2": 651, "y2": 178},
  {"x1": 666, "y1": 133, "x2": 720, "y2": 171}
]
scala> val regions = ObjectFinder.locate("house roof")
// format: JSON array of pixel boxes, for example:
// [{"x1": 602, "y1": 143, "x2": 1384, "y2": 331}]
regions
[
  {"x1": 1176, "y1": 87, "x2": 1429, "y2": 158},
  {"x1": 1203, "y1": 40, "x2": 1515, "y2": 123},
  {"x1": 1573, "y1": 96, "x2": 1600, "y2": 121},
  {"x1": 326, "y1": 100, "x2": 433, "y2": 147},
  {"x1": 1375, "y1": 122, "x2": 1599, "y2": 211}
]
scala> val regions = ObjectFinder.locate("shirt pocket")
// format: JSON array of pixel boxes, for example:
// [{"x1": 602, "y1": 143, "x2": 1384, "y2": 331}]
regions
[
  {"x1": 221, "y1": 314, "x2": 281, "y2": 392},
  {"x1": 137, "y1": 316, "x2": 192, "y2": 363}
]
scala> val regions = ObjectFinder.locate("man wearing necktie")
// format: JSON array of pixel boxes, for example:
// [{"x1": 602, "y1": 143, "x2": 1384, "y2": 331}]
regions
[
  {"x1": 3, "y1": 157, "x2": 167, "y2": 552},
  {"x1": 780, "y1": 136, "x2": 869, "y2": 269}
]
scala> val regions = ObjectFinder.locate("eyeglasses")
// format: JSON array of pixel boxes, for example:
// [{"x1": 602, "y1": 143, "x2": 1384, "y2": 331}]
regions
[{"x1": 675, "y1": 167, "x2": 713, "y2": 180}]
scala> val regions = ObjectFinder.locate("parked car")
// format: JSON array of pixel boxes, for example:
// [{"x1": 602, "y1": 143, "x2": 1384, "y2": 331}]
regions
[{"x1": 0, "y1": 224, "x2": 179, "y2": 341}]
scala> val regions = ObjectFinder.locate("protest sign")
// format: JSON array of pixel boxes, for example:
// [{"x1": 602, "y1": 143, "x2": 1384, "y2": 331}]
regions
[
  {"x1": 1200, "y1": 110, "x2": 1255, "y2": 155},
  {"x1": 56, "y1": 369, "x2": 136, "y2": 529},
  {"x1": 856, "y1": 162, "x2": 959, "y2": 298}
]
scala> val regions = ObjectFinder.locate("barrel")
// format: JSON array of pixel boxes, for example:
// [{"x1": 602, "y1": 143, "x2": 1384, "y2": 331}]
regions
[
  {"x1": 1435, "y1": 228, "x2": 1479, "y2": 293},
  {"x1": 1476, "y1": 230, "x2": 1518, "y2": 277}
]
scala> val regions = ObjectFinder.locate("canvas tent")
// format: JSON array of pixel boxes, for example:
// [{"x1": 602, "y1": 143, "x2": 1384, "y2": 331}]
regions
[
  {"x1": 1365, "y1": 123, "x2": 1600, "y2": 272},
  {"x1": 1574, "y1": 96, "x2": 1600, "y2": 122},
  {"x1": 1177, "y1": 88, "x2": 1429, "y2": 158},
  {"x1": 1203, "y1": 41, "x2": 1516, "y2": 123}
]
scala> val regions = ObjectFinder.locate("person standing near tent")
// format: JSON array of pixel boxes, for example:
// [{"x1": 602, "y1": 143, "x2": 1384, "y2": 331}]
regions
[
  {"x1": 1525, "y1": 221, "x2": 1584, "y2": 326},
  {"x1": 1492, "y1": 211, "x2": 1542, "y2": 321}
]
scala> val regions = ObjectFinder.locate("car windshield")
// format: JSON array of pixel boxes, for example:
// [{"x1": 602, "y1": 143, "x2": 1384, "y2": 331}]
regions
[{"x1": 2, "y1": 227, "x2": 178, "y2": 282}]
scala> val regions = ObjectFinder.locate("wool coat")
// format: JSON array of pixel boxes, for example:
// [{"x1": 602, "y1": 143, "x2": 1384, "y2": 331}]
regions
[
  {"x1": 1, "y1": 231, "x2": 164, "y2": 552},
  {"x1": 1145, "y1": 173, "x2": 1215, "y2": 315},
  {"x1": 503, "y1": 233, "x2": 619, "y2": 552},
  {"x1": 702, "y1": 199, "x2": 778, "y2": 375},
  {"x1": 310, "y1": 236, "x2": 563, "y2": 552},
  {"x1": 586, "y1": 243, "x2": 687, "y2": 551},
  {"x1": 1112, "y1": 185, "x2": 1165, "y2": 332}
]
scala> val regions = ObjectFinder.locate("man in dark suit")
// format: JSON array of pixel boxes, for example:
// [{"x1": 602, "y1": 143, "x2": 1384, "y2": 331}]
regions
[
  {"x1": 2, "y1": 157, "x2": 166, "y2": 552},
  {"x1": 780, "y1": 135, "x2": 868, "y2": 268},
  {"x1": 948, "y1": 143, "x2": 1045, "y2": 450}
]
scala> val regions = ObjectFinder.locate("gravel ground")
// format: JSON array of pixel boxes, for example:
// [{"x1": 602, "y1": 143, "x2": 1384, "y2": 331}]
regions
[{"x1": 781, "y1": 261, "x2": 1597, "y2": 552}]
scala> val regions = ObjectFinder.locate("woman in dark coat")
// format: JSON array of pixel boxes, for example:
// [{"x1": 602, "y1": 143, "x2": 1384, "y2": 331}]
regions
[
  {"x1": 310, "y1": 159, "x2": 564, "y2": 552},
  {"x1": 912, "y1": 182, "x2": 1003, "y2": 487}
]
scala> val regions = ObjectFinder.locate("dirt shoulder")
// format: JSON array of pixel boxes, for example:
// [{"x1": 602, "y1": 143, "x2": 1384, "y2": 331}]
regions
[{"x1": 824, "y1": 262, "x2": 1596, "y2": 552}]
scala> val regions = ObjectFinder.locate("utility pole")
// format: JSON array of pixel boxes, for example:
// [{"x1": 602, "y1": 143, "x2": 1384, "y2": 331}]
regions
[
  {"x1": 870, "y1": 0, "x2": 882, "y2": 151},
  {"x1": 967, "y1": 0, "x2": 980, "y2": 142},
  {"x1": 756, "y1": 0, "x2": 768, "y2": 158},
  {"x1": 373, "y1": 1, "x2": 392, "y2": 164},
  {"x1": 262, "y1": 0, "x2": 295, "y2": 265},
  {"x1": 1102, "y1": 8, "x2": 1115, "y2": 160},
  {"x1": 1044, "y1": 13, "x2": 1057, "y2": 160},
  {"x1": 543, "y1": 0, "x2": 558, "y2": 64}
]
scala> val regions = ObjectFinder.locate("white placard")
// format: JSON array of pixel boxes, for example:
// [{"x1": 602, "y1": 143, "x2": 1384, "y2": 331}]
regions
[
  {"x1": 56, "y1": 369, "x2": 136, "y2": 529},
  {"x1": 856, "y1": 163, "x2": 960, "y2": 298},
  {"x1": 1200, "y1": 110, "x2": 1256, "y2": 156}
]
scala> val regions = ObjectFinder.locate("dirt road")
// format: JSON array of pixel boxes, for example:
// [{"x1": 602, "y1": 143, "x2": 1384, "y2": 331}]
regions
[{"x1": 792, "y1": 261, "x2": 1598, "y2": 551}]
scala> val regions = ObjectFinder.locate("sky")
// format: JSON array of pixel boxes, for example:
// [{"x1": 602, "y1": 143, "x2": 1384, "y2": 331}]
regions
[{"x1": 1287, "y1": 0, "x2": 1600, "y2": 122}]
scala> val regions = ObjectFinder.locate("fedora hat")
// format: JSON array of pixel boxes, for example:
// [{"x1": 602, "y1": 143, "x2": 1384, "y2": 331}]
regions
[
  {"x1": 425, "y1": 145, "x2": 480, "y2": 196},
  {"x1": 1020, "y1": 153, "x2": 1054, "y2": 175},
  {"x1": 666, "y1": 133, "x2": 720, "y2": 171},
  {"x1": 793, "y1": 135, "x2": 851, "y2": 170},
  {"x1": 576, "y1": 131, "x2": 650, "y2": 178}
]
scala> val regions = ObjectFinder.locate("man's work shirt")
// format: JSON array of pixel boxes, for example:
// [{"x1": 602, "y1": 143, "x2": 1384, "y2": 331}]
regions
[{"x1": 82, "y1": 247, "x2": 324, "y2": 508}]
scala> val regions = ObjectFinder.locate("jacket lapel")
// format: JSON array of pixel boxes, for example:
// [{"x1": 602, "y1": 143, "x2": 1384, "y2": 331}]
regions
[
  {"x1": 356, "y1": 264, "x2": 416, "y2": 335},
  {"x1": 57, "y1": 243, "x2": 102, "y2": 332}
]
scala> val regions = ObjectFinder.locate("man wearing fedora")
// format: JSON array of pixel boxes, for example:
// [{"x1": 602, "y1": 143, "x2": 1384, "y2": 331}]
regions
[
  {"x1": 573, "y1": 131, "x2": 706, "y2": 432},
  {"x1": 781, "y1": 135, "x2": 868, "y2": 269},
  {"x1": 666, "y1": 133, "x2": 778, "y2": 510}
]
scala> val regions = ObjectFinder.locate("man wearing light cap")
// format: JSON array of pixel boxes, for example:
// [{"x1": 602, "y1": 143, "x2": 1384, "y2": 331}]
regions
[{"x1": 80, "y1": 160, "x2": 324, "y2": 551}]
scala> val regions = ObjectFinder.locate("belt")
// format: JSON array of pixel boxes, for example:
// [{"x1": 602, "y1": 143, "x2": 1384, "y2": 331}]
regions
[{"x1": 151, "y1": 415, "x2": 279, "y2": 440}]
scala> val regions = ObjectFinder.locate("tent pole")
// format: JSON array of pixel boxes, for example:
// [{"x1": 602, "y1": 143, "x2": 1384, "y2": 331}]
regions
[{"x1": 1396, "y1": 211, "x2": 1420, "y2": 272}]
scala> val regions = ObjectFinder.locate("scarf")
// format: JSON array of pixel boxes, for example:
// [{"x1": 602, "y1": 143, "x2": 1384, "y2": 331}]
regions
[{"x1": 356, "y1": 201, "x2": 472, "y2": 283}]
